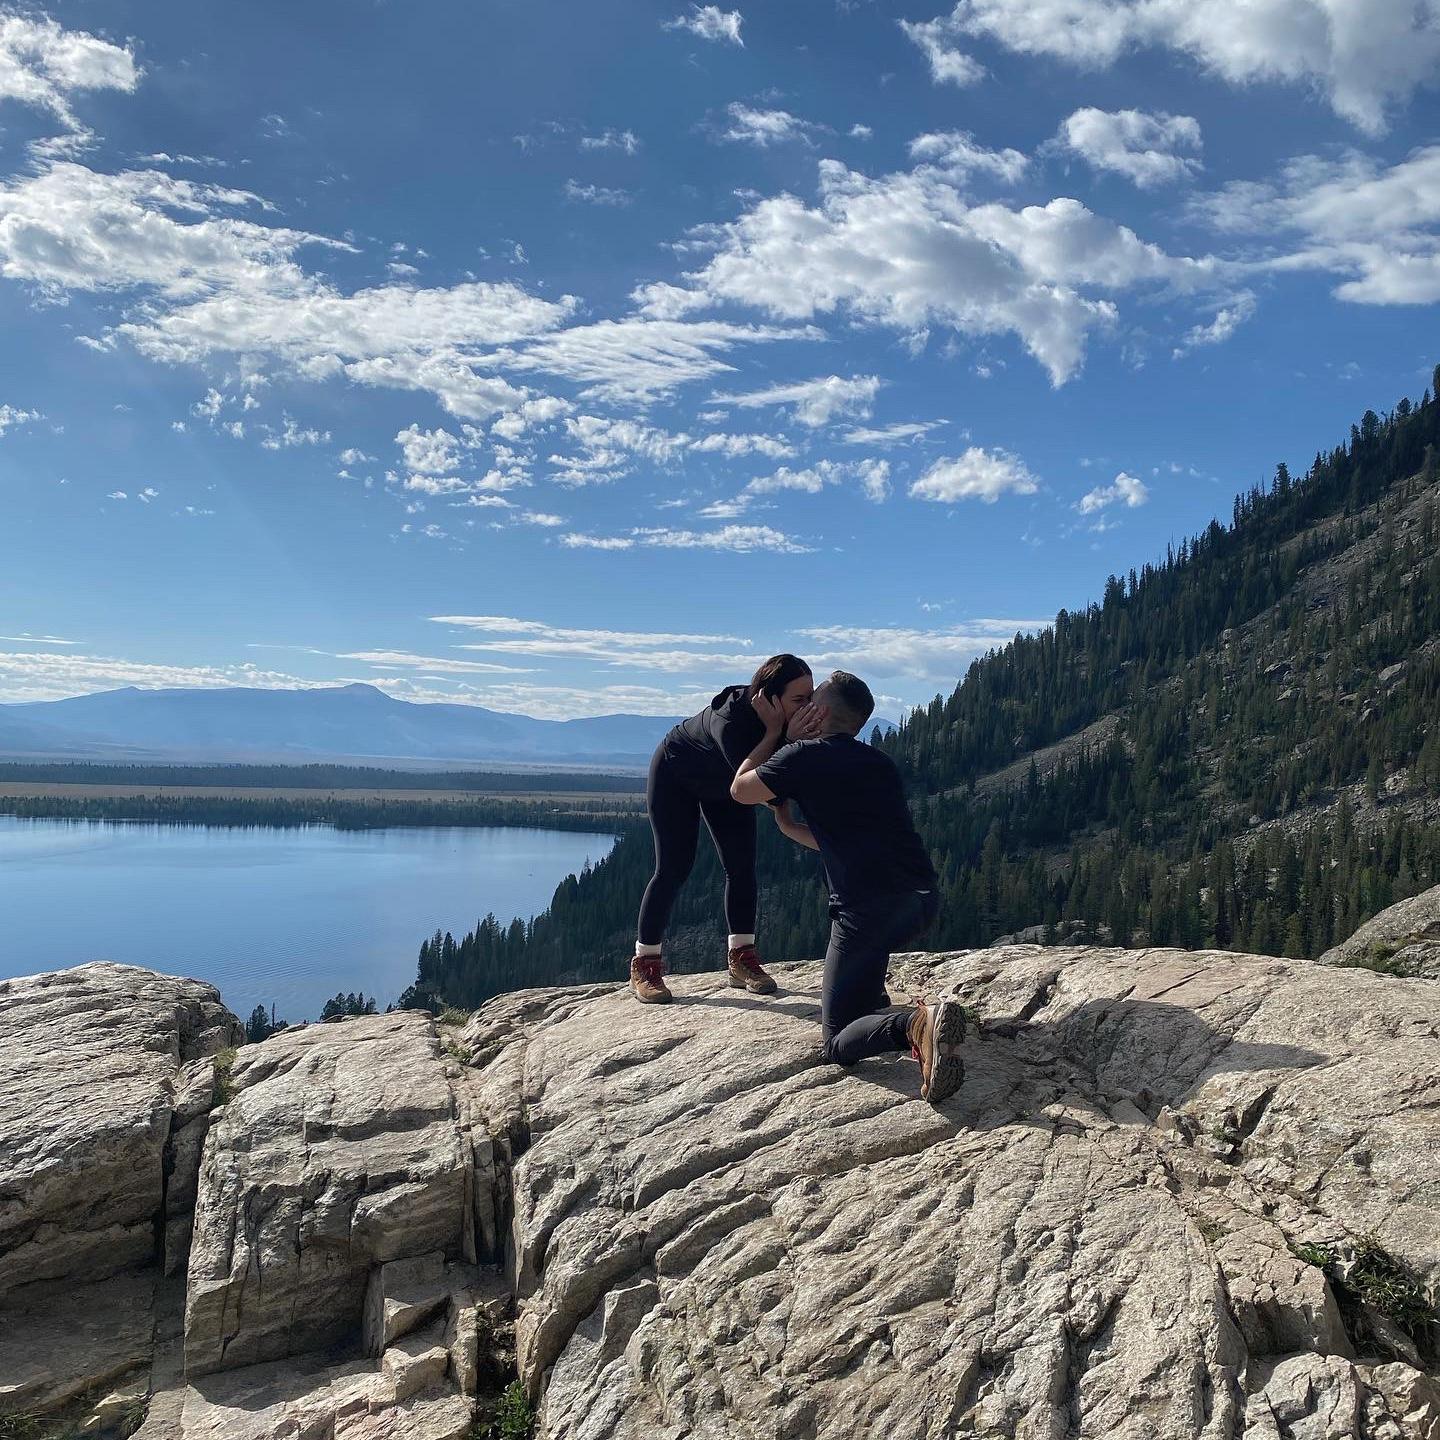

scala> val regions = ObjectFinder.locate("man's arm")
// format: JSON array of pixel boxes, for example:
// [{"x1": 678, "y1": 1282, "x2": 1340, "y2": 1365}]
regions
[{"x1": 771, "y1": 800, "x2": 819, "y2": 851}]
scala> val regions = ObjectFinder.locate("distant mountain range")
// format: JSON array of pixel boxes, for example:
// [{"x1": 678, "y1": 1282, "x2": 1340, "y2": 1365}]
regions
[
  {"x1": 0, "y1": 684, "x2": 680, "y2": 770},
  {"x1": 0, "y1": 683, "x2": 898, "y2": 771}
]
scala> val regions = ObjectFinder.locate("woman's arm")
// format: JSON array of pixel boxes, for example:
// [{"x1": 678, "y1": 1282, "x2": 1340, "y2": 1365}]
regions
[{"x1": 730, "y1": 694, "x2": 786, "y2": 805}]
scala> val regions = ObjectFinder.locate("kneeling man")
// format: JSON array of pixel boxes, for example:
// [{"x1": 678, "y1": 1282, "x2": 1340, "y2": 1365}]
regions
[{"x1": 732, "y1": 670, "x2": 965, "y2": 1104}]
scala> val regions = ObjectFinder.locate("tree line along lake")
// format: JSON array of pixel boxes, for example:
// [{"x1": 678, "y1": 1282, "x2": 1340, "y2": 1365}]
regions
[{"x1": 0, "y1": 765, "x2": 643, "y2": 1023}]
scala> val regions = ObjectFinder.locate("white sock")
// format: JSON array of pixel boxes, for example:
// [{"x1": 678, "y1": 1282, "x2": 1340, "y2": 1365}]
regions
[
  {"x1": 728, "y1": 933, "x2": 755, "y2": 951},
  {"x1": 635, "y1": 942, "x2": 662, "y2": 958}
]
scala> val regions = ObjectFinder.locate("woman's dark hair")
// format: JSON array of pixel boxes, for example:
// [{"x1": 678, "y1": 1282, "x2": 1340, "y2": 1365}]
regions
[{"x1": 747, "y1": 652, "x2": 812, "y2": 703}]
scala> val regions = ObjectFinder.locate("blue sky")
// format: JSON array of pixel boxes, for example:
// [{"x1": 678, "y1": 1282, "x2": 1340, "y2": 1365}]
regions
[{"x1": 1, "y1": 0, "x2": 1437, "y2": 719}]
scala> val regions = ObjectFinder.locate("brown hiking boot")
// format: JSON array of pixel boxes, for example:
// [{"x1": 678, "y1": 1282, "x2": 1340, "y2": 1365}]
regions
[
  {"x1": 908, "y1": 999, "x2": 965, "y2": 1104},
  {"x1": 630, "y1": 955, "x2": 673, "y2": 1004},
  {"x1": 727, "y1": 944, "x2": 778, "y2": 995}
]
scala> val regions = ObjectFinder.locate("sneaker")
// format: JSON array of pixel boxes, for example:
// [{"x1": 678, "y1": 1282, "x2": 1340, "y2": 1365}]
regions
[
  {"x1": 908, "y1": 999, "x2": 965, "y2": 1104},
  {"x1": 630, "y1": 955, "x2": 673, "y2": 1005},
  {"x1": 727, "y1": 945, "x2": 778, "y2": 995}
]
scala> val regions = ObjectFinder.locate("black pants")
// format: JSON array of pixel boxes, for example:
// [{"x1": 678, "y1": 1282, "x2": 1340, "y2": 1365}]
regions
[
  {"x1": 636, "y1": 745, "x2": 757, "y2": 946},
  {"x1": 822, "y1": 889, "x2": 939, "y2": 1066}
]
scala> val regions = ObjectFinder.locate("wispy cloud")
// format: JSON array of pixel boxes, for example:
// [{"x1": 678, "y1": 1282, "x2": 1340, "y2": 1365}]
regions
[
  {"x1": 663, "y1": 6, "x2": 743, "y2": 45},
  {"x1": 712, "y1": 374, "x2": 881, "y2": 427}
]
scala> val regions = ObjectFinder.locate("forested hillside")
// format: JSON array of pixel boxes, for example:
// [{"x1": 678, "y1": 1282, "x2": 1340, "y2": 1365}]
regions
[{"x1": 403, "y1": 369, "x2": 1440, "y2": 1011}]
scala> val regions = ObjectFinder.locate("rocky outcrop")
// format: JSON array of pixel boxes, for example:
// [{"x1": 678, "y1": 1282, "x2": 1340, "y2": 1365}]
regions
[
  {"x1": 459, "y1": 945, "x2": 1439, "y2": 1439},
  {"x1": 1322, "y1": 884, "x2": 1440, "y2": 978},
  {"x1": 0, "y1": 963, "x2": 242, "y2": 1417},
  {"x1": 4, "y1": 948, "x2": 1438, "y2": 1437},
  {"x1": 184, "y1": 1011, "x2": 477, "y2": 1375},
  {"x1": 0, "y1": 962, "x2": 241, "y2": 1300}
]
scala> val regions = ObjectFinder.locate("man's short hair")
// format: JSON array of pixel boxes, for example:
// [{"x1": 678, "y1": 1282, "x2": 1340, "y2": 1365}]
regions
[{"x1": 823, "y1": 670, "x2": 874, "y2": 732}]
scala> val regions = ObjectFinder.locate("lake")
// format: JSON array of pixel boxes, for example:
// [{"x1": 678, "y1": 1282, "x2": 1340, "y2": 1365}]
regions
[{"x1": 0, "y1": 816, "x2": 617, "y2": 1022}]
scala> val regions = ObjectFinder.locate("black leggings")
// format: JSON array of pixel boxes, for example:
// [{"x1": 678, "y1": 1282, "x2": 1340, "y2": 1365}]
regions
[{"x1": 637, "y1": 746, "x2": 757, "y2": 946}]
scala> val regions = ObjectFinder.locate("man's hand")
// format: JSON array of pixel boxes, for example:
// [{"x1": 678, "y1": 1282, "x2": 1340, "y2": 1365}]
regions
[{"x1": 785, "y1": 700, "x2": 828, "y2": 741}]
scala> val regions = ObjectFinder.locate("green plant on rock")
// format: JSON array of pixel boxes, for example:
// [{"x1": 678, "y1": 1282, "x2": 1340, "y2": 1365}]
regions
[
  {"x1": 117, "y1": 1396, "x2": 149, "y2": 1440},
  {"x1": 471, "y1": 1381, "x2": 535, "y2": 1440},
  {"x1": 1290, "y1": 1240, "x2": 1337, "y2": 1270},
  {"x1": 439, "y1": 1033, "x2": 473, "y2": 1063},
  {"x1": 439, "y1": 1005, "x2": 474, "y2": 1026},
  {"x1": 212, "y1": 1047, "x2": 239, "y2": 1104},
  {"x1": 1349, "y1": 1236, "x2": 1438, "y2": 1347},
  {"x1": 0, "y1": 1416, "x2": 45, "y2": 1440}
]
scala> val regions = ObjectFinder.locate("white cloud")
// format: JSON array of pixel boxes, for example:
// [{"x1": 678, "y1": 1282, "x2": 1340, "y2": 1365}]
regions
[
  {"x1": 797, "y1": 619, "x2": 1050, "y2": 681},
  {"x1": 1078, "y1": 470, "x2": 1148, "y2": 512},
  {"x1": 637, "y1": 524, "x2": 810, "y2": 553},
  {"x1": 0, "y1": 163, "x2": 334, "y2": 301},
  {"x1": 492, "y1": 316, "x2": 811, "y2": 402},
  {"x1": 850, "y1": 124, "x2": 874, "y2": 140},
  {"x1": 435, "y1": 614, "x2": 753, "y2": 651},
  {"x1": 899, "y1": 17, "x2": 986, "y2": 86},
  {"x1": 561, "y1": 525, "x2": 809, "y2": 553},
  {"x1": 696, "y1": 496, "x2": 753, "y2": 519},
  {"x1": 1191, "y1": 145, "x2": 1440, "y2": 304},
  {"x1": 335, "y1": 650, "x2": 534, "y2": 674},
  {"x1": 0, "y1": 633, "x2": 76, "y2": 645},
  {"x1": 579, "y1": 129, "x2": 642, "y2": 154},
  {"x1": 560, "y1": 533, "x2": 637, "y2": 550},
  {"x1": 745, "y1": 461, "x2": 843, "y2": 496},
  {"x1": 855, "y1": 457, "x2": 891, "y2": 502},
  {"x1": 1172, "y1": 291, "x2": 1256, "y2": 354},
  {"x1": 396, "y1": 423, "x2": 464, "y2": 474},
  {"x1": 713, "y1": 373, "x2": 881, "y2": 427},
  {"x1": 488, "y1": 395, "x2": 572, "y2": 440},
  {"x1": 718, "y1": 103, "x2": 820, "y2": 148},
  {"x1": 909, "y1": 130, "x2": 1028, "y2": 183},
  {"x1": 403, "y1": 474, "x2": 476, "y2": 496},
  {"x1": 0, "y1": 12, "x2": 137, "y2": 133},
  {"x1": 563, "y1": 179, "x2": 632, "y2": 207},
  {"x1": 0, "y1": 403, "x2": 40, "y2": 434},
  {"x1": 0, "y1": 649, "x2": 328, "y2": 703},
  {"x1": 909, "y1": 447, "x2": 1039, "y2": 503},
  {"x1": 663, "y1": 6, "x2": 744, "y2": 44},
  {"x1": 260, "y1": 415, "x2": 329, "y2": 449},
  {"x1": 641, "y1": 160, "x2": 1224, "y2": 385},
  {"x1": 908, "y1": 0, "x2": 1440, "y2": 134},
  {"x1": 840, "y1": 419, "x2": 947, "y2": 445},
  {"x1": 1058, "y1": 108, "x2": 1202, "y2": 188},
  {"x1": 338, "y1": 446, "x2": 377, "y2": 465},
  {"x1": 550, "y1": 413, "x2": 794, "y2": 480}
]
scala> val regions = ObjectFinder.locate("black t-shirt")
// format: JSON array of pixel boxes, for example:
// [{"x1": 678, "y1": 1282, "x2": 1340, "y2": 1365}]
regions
[
  {"x1": 662, "y1": 685, "x2": 766, "y2": 796},
  {"x1": 755, "y1": 734, "x2": 938, "y2": 905}
]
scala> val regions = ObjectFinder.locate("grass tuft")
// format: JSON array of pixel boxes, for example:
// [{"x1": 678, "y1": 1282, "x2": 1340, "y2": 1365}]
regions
[
  {"x1": 471, "y1": 1380, "x2": 535, "y2": 1440},
  {"x1": 212, "y1": 1046, "x2": 239, "y2": 1104}
]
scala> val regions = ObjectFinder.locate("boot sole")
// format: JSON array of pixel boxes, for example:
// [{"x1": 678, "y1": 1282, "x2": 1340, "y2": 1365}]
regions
[
  {"x1": 728, "y1": 975, "x2": 777, "y2": 994},
  {"x1": 924, "y1": 1001, "x2": 966, "y2": 1104},
  {"x1": 631, "y1": 984, "x2": 673, "y2": 1004}
]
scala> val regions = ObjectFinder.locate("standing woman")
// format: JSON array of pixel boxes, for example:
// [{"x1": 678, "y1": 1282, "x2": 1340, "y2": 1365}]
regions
[{"x1": 632, "y1": 653, "x2": 819, "y2": 1004}]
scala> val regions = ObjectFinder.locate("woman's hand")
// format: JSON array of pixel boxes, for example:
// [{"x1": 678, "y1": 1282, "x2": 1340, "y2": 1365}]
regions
[
  {"x1": 786, "y1": 700, "x2": 828, "y2": 741},
  {"x1": 752, "y1": 690, "x2": 786, "y2": 736}
]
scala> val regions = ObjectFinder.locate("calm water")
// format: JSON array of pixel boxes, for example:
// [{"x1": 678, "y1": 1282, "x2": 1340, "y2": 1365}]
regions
[{"x1": 0, "y1": 817, "x2": 616, "y2": 1022}]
